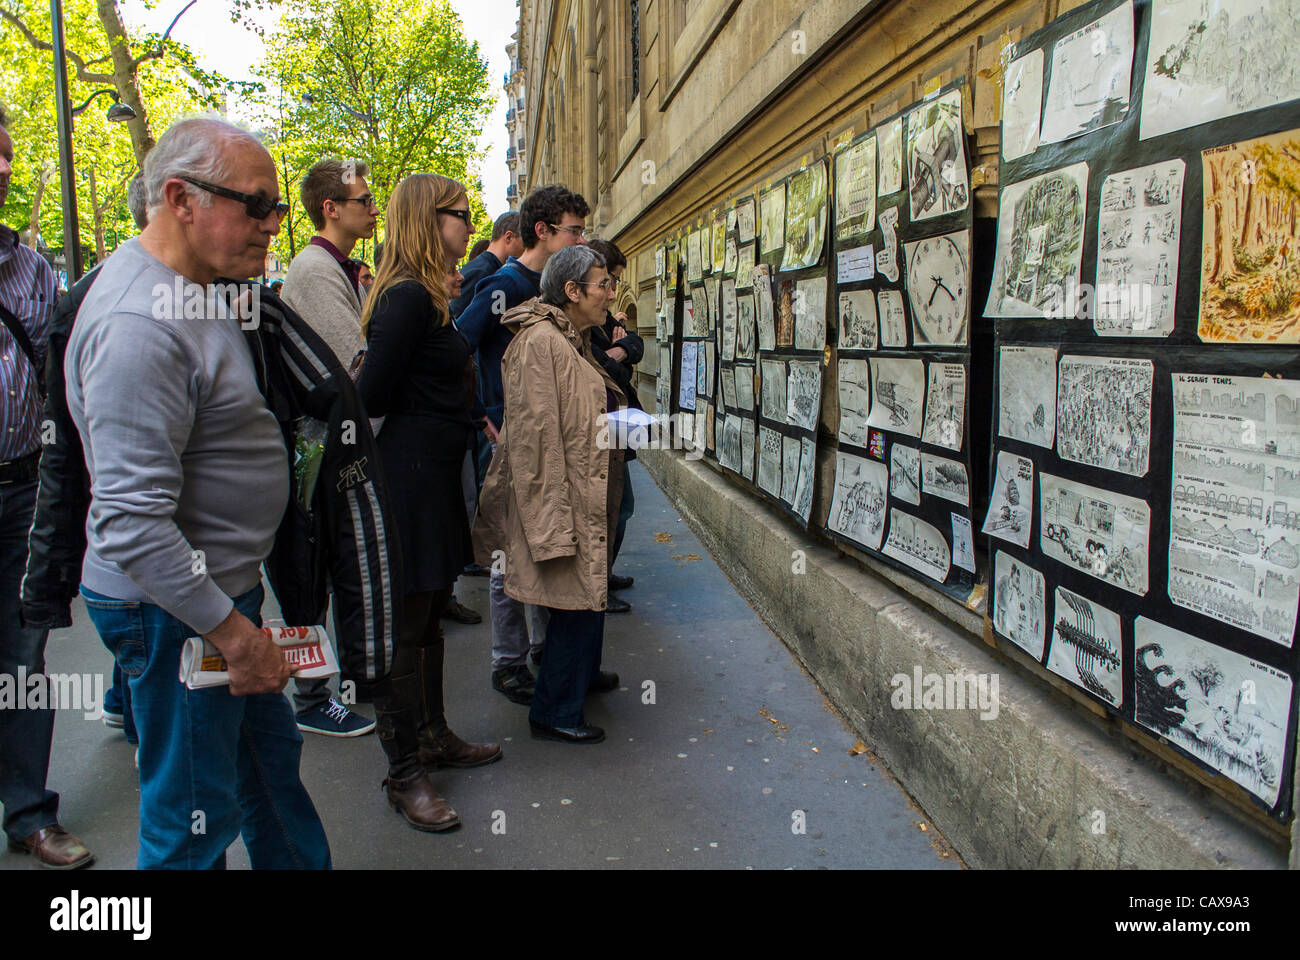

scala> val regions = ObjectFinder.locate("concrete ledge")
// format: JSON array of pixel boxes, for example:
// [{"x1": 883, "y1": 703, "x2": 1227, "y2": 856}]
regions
[{"x1": 640, "y1": 448, "x2": 1288, "y2": 869}]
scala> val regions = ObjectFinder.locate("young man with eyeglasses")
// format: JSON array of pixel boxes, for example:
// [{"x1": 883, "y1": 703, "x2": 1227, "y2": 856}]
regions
[
  {"x1": 279, "y1": 159, "x2": 381, "y2": 737},
  {"x1": 282, "y1": 159, "x2": 379, "y2": 375},
  {"x1": 457, "y1": 184, "x2": 589, "y2": 705}
]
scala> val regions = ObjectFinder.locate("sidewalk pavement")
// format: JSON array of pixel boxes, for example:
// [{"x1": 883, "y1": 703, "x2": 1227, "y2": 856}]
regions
[{"x1": 1, "y1": 461, "x2": 959, "y2": 870}]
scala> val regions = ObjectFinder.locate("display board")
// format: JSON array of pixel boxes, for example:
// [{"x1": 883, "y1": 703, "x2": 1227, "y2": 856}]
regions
[
  {"x1": 985, "y1": 0, "x2": 1300, "y2": 817},
  {"x1": 821, "y1": 80, "x2": 980, "y2": 596}
]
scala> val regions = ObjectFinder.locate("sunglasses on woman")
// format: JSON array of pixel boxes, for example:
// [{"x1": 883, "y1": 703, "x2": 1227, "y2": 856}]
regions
[
  {"x1": 179, "y1": 176, "x2": 290, "y2": 221},
  {"x1": 438, "y1": 207, "x2": 474, "y2": 228}
]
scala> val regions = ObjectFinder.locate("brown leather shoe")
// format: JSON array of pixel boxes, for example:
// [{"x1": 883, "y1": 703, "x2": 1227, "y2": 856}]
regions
[
  {"x1": 382, "y1": 775, "x2": 460, "y2": 832},
  {"x1": 7, "y1": 825, "x2": 95, "y2": 869},
  {"x1": 418, "y1": 729, "x2": 503, "y2": 770}
]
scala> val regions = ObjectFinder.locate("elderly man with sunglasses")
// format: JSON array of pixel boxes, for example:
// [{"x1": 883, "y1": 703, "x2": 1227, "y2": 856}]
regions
[{"x1": 62, "y1": 117, "x2": 343, "y2": 869}]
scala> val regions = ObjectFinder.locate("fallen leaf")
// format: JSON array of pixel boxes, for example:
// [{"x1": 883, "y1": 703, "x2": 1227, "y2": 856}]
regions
[
  {"x1": 654, "y1": 532, "x2": 673, "y2": 543},
  {"x1": 849, "y1": 741, "x2": 869, "y2": 755}
]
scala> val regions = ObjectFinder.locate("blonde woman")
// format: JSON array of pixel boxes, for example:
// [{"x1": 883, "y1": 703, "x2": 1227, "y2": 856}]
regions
[{"x1": 358, "y1": 174, "x2": 501, "y2": 831}]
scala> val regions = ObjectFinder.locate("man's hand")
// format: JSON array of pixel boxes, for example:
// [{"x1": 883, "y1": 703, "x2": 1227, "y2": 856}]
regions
[
  {"x1": 606, "y1": 346, "x2": 629, "y2": 363},
  {"x1": 483, "y1": 419, "x2": 500, "y2": 445},
  {"x1": 204, "y1": 607, "x2": 291, "y2": 696},
  {"x1": 611, "y1": 322, "x2": 628, "y2": 341}
]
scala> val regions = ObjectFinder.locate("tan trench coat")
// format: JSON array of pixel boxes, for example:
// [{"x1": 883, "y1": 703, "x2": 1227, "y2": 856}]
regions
[{"x1": 473, "y1": 300, "x2": 626, "y2": 612}]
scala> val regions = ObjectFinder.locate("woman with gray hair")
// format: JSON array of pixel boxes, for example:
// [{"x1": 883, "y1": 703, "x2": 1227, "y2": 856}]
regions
[{"x1": 473, "y1": 244, "x2": 625, "y2": 743}]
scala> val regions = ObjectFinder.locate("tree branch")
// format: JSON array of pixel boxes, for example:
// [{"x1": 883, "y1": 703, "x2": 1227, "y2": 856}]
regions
[
  {"x1": 0, "y1": 8, "x2": 114, "y2": 83},
  {"x1": 130, "y1": 0, "x2": 198, "y2": 68}
]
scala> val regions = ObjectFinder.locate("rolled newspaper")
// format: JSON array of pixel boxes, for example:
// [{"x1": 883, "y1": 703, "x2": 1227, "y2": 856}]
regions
[{"x1": 179, "y1": 625, "x2": 338, "y2": 690}]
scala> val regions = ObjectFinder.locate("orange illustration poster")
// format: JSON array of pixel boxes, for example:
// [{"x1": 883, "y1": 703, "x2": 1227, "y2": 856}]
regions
[{"x1": 1199, "y1": 128, "x2": 1300, "y2": 342}]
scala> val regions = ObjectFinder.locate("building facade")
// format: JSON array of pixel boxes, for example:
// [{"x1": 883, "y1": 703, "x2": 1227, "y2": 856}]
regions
[
  {"x1": 512, "y1": 0, "x2": 1300, "y2": 869},
  {"x1": 504, "y1": 29, "x2": 529, "y2": 209}
]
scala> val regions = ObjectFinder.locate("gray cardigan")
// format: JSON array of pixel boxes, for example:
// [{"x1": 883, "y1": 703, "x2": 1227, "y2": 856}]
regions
[{"x1": 281, "y1": 242, "x2": 365, "y2": 367}]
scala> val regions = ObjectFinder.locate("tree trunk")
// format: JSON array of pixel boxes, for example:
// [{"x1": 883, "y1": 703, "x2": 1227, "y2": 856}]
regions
[
  {"x1": 88, "y1": 167, "x2": 107, "y2": 263},
  {"x1": 28, "y1": 165, "x2": 52, "y2": 249},
  {"x1": 1239, "y1": 170, "x2": 1257, "y2": 251},
  {"x1": 97, "y1": 0, "x2": 155, "y2": 166}
]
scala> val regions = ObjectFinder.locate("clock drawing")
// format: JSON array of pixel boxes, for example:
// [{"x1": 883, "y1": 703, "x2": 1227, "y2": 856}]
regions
[{"x1": 905, "y1": 230, "x2": 970, "y2": 346}]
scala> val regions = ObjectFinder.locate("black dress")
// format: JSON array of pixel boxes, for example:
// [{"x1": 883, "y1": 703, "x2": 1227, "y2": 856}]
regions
[{"x1": 357, "y1": 279, "x2": 474, "y2": 595}]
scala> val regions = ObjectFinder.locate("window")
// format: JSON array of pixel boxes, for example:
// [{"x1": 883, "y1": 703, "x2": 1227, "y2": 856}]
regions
[{"x1": 629, "y1": 0, "x2": 641, "y2": 102}]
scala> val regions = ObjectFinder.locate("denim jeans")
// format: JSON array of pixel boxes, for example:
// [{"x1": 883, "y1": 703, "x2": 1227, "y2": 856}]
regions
[
  {"x1": 103, "y1": 662, "x2": 138, "y2": 744},
  {"x1": 81, "y1": 583, "x2": 331, "y2": 870},
  {"x1": 0, "y1": 479, "x2": 57, "y2": 843},
  {"x1": 529, "y1": 608, "x2": 605, "y2": 728}
]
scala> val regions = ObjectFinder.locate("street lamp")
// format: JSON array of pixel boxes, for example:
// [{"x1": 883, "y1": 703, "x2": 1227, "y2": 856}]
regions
[
  {"x1": 50, "y1": 2, "x2": 135, "y2": 286},
  {"x1": 72, "y1": 89, "x2": 137, "y2": 123}
]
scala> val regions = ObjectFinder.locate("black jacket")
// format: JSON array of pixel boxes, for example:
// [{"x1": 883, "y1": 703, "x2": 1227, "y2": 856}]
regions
[
  {"x1": 590, "y1": 311, "x2": 643, "y2": 406},
  {"x1": 21, "y1": 281, "x2": 399, "y2": 689}
]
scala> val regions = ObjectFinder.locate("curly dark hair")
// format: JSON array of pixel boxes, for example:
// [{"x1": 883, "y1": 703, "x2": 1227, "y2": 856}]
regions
[
  {"x1": 518, "y1": 184, "x2": 589, "y2": 249},
  {"x1": 0, "y1": 106, "x2": 9, "y2": 128}
]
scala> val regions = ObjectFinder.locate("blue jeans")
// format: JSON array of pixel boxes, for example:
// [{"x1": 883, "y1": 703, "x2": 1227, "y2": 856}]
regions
[
  {"x1": 103, "y1": 662, "x2": 138, "y2": 743},
  {"x1": 529, "y1": 608, "x2": 605, "y2": 728},
  {"x1": 0, "y1": 479, "x2": 57, "y2": 842},
  {"x1": 81, "y1": 583, "x2": 331, "y2": 870}
]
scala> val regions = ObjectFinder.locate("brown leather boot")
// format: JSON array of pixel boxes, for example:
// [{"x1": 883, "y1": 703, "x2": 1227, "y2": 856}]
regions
[
  {"x1": 382, "y1": 774, "x2": 460, "y2": 832},
  {"x1": 416, "y1": 643, "x2": 503, "y2": 770},
  {"x1": 375, "y1": 645, "x2": 461, "y2": 831}
]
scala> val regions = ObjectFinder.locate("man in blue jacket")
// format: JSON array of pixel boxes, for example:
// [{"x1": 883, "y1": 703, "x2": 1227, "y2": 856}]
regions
[
  {"x1": 457, "y1": 185, "x2": 588, "y2": 704},
  {"x1": 449, "y1": 211, "x2": 522, "y2": 320}
]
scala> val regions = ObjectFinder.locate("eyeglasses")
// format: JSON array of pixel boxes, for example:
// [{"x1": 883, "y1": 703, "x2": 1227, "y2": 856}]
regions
[
  {"x1": 549, "y1": 223, "x2": 587, "y2": 238},
  {"x1": 574, "y1": 278, "x2": 617, "y2": 292},
  {"x1": 179, "y1": 176, "x2": 289, "y2": 221},
  {"x1": 333, "y1": 194, "x2": 376, "y2": 209},
  {"x1": 438, "y1": 207, "x2": 473, "y2": 228}
]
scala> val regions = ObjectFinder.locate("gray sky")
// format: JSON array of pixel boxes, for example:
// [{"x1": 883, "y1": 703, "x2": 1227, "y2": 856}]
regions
[{"x1": 121, "y1": 0, "x2": 516, "y2": 218}]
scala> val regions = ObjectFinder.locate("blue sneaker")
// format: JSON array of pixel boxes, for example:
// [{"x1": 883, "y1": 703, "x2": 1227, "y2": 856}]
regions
[{"x1": 296, "y1": 698, "x2": 376, "y2": 737}]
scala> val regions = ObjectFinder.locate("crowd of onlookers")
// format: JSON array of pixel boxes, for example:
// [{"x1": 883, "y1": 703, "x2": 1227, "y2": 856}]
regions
[{"x1": 0, "y1": 112, "x2": 644, "y2": 868}]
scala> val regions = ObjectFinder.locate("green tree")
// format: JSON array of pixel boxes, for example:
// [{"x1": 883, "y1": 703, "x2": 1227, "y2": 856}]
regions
[
  {"x1": 0, "y1": 0, "x2": 263, "y2": 261},
  {"x1": 254, "y1": 0, "x2": 495, "y2": 264}
]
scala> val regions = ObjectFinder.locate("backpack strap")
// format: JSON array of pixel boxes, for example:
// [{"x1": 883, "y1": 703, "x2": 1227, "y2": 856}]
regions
[{"x1": 0, "y1": 301, "x2": 45, "y2": 398}]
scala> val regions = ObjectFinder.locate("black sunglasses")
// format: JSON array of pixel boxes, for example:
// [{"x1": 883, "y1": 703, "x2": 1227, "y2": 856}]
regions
[
  {"x1": 437, "y1": 206, "x2": 473, "y2": 227},
  {"x1": 180, "y1": 176, "x2": 290, "y2": 221}
]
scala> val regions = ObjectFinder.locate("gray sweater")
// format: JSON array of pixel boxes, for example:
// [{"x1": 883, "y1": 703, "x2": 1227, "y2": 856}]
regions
[
  {"x1": 280, "y1": 242, "x2": 364, "y2": 367},
  {"x1": 66, "y1": 238, "x2": 289, "y2": 634}
]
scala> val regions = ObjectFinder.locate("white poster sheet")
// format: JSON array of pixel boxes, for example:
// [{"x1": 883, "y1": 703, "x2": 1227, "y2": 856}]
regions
[{"x1": 1169, "y1": 373, "x2": 1300, "y2": 647}]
